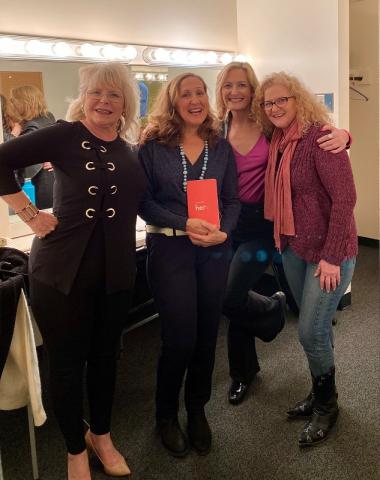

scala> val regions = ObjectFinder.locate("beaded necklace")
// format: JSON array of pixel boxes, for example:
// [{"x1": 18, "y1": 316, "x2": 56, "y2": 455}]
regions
[{"x1": 179, "y1": 141, "x2": 209, "y2": 192}]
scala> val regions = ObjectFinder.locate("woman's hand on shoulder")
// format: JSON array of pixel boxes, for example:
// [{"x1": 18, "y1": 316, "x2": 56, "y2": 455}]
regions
[
  {"x1": 11, "y1": 122, "x2": 22, "y2": 137},
  {"x1": 314, "y1": 259, "x2": 341, "y2": 292},
  {"x1": 317, "y1": 125, "x2": 349, "y2": 154},
  {"x1": 29, "y1": 211, "x2": 58, "y2": 239}
]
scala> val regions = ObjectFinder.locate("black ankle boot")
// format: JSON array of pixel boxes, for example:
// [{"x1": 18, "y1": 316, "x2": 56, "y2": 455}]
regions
[
  {"x1": 157, "y1": 417, "x2": 188, "y2": 457},
  {"x1": 228, "y1": 380, "x2": 250, "y2": 405},
  {"x1": 287, "y1": 390, "x2": 315, "y2": 419},
  {"x1": 187, "y1": 410, "x2": 212, "y2": 455},
  {"x1": 298, "y1": 368, "x2": 339, "y2": 448}
]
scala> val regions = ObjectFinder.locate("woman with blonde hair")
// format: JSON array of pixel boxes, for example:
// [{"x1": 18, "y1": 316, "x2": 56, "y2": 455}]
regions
[
  {"x1": 215, "y1": 62, "x2": 351, "y2": 406},
  {"x1": 255, "y1": 71, "x2": 357, "y2": 446},
  {"x1": 0, "y1": 93, "x2": 18, "y2": 141},
  {"x1": 139, "y1": 72, "x2": 240, "y2": 457},
  {"x1": 8, "y1": 85, "x2": 56, "y2": 208},
  {"x1": 0, "y1": 62, "x2": 146, "y2": 479}
]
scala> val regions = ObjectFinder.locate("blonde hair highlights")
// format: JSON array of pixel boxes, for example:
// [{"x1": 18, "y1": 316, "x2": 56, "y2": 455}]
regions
[
  {"x1": 254, "y1": 71, "x2": 331, "y2": 137},
  {"x1": 215, "y1": 62, "x2": 260, "y2": 122},
  {"x1": 141, "y1": 72, "x2": 220, "y2": 146},
  {"x1": 9, "y1": 85, "x2": 48, "y2": 122},
  {"x1": 66, "y1": 62, "x2": 140, "y2": 144}
]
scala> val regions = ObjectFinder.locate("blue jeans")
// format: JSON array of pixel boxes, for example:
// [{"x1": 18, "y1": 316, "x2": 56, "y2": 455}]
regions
[{"x1": 281, "y1": 247, "x2": 356, "y2": 377}]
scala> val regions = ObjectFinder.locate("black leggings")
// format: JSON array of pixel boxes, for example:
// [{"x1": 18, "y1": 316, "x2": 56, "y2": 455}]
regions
[{"x1": 30, "y1": 277, "x2": 131, "y2": 454}]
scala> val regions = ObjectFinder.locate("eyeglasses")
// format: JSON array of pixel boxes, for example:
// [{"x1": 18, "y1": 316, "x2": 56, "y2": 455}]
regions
[
  {"x1": 86, "y1": 90, "x2": 123, "y2": 103},
  {"x1": 260, "y1": 96, "x2": 295, "y2": 110}
]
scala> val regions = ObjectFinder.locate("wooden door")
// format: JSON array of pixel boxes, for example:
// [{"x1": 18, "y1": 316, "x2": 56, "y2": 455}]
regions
[{"x1": 0, "y1": 71, "x2": 44, "y2": 97}]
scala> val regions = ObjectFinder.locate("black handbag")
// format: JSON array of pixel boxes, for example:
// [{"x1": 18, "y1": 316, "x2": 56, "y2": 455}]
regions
[{"x1": 241, "y1": 290, "x2": 286, "y2": 343}]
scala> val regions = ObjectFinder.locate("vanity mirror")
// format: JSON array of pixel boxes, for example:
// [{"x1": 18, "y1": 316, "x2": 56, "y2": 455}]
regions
[{"x1": 0, "y1": 57, "x2": 222, "y2": 239}]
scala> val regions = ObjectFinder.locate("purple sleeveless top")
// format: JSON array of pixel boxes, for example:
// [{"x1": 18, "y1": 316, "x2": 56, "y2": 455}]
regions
[{"x1": 232, "y1": 133, "x2": 269, "y2": 203}]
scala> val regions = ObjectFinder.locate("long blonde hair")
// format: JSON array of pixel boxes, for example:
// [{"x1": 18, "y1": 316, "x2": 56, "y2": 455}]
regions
[
  {"x1": 66, "y1": 62, "x2": 140, "y2": 144},
  {"x1": 9, "y1": 85, "x2": 48, "y2": 122},
  {"x1": 141, "y1": 73, "x2": 220, "y2": 147},
  {"x1": 254, "y1": 71, "x2": 331, "y2": 137},
  {"x1": 215, "y1": 62, "x2": 260, "y2": 122}
]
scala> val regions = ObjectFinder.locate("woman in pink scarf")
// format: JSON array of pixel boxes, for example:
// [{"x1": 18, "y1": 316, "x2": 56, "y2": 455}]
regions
[
  {"x1": 255, "y1": 72, "x2": 357, "y2": 447},
  {"x1": 216, "y1": 62, "x2": 351, "y2": 407}
]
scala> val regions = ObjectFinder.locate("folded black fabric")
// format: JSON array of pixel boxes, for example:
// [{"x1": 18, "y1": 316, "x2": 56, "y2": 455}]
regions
[{"x1": 0, "y1": 247, "x2": 28, "y2": 379}]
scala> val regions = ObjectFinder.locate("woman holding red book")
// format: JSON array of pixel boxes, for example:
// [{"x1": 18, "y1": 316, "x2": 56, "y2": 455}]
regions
[
  {"x1": 139, "y1": 73, "x2": 240, "y2": 457},
  {"x1": 215, "y1": 62, "x2": 351, "y2": 406}
]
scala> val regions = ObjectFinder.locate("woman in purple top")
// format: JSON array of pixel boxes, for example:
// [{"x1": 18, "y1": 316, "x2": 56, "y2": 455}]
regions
[
  {"x1": 256, "y1": 71, "x2": 357, "y2": 447},
  {"x1": 215, "y1": 62, "x2": 351, "y2": 406}
]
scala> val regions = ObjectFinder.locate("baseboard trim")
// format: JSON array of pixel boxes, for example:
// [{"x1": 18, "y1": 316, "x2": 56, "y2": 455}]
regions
[{"x1": 358, "y1": 236, "x2": 379, "y2": 248}]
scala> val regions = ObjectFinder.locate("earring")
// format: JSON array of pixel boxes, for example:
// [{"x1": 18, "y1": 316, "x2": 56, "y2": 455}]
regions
[
  {"x1": 122, "y1": 111, "x2": 126, "y2": 117},
  {"x1": 81, "y1": 105, "x2": 85, "y2": 114}
]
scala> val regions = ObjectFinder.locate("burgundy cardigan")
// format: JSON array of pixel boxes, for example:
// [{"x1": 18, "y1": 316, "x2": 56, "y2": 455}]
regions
[{"x1": 281, "y1": 125, "x2": 358, "y2": 266}]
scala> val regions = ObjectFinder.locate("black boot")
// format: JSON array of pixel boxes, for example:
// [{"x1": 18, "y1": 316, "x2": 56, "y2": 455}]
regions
[
  {"x1": 228, "y1": 380, "x2": 250, "y2": 405},
  {"x1": 298, "y1": 368, "x2": 339, "y2": 448},
  {"x1": 157, "y1": 417, "x2": 189, "y2": 457},
  {"x1": 245, "y1": 291, "x2": 286, "y2": 342},
  {"x1": 287, "y1": 390, "x2": 315, "y2": 419},
  {"x1": 187, "y1": 410, "x2": 212, "y2": 455}
]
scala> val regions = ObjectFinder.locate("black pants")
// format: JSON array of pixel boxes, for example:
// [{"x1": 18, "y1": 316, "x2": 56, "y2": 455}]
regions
[
  {"x1": 224, "y1": 203, "x2": 277, "y2": 384},
  {"x1": 146, "y1": 234, "x2": 231, "y2": 420},
  {"x1": 29, "y1": 222, "x2": 132, "y2": 454}
]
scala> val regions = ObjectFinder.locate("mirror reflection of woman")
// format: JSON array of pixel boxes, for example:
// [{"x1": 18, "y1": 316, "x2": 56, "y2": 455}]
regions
[
  {"x1": 0, "y1": 93, "x2": 18, "y2": 141},
  {"x1": 0, "y1": 63, "x2": 146, "y2": 479},
  {"x1": 139, "y1": 73, "x2": 240, "y2": 457},
  {"x1": 255, "y1": 72, "x2": 357, "y2": 447},
  {"x1": 215, "y1": 62, "x2": 351, "y2": 406},
  {"x1": 8, "y1": 85, "x2": 56, "y2": 208}
]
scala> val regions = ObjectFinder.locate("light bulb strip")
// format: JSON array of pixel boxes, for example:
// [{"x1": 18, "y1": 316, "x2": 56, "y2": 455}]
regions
[
  {"x1": 0, "y1": 33, "x2": 246, "y2": 67},
  {"x1": 0, "y1": 34, "x2": 139, "y2": 63}
]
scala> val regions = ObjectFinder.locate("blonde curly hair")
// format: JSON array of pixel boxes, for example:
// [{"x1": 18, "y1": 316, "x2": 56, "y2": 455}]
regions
[
  {"x1": 66, "y1": 62, "x2": 140, "y2": 144},
  {"x1": 140, "y1": 73, "x2": 220, "y2": 147},
  {"x1": 215, "y1": 62, "x2": 259, "y2": 122},
  {"x1": 9, "y1": 85, "x2": 49, "y2": 122},
  {"x1": 254, "y1": 71, "x2": 331, "y2": 137}
]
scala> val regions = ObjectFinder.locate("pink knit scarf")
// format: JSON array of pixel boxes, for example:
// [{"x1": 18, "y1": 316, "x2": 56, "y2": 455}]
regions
[{"x1": 264, "y1": 120, "x2": 302, "y2": 249}]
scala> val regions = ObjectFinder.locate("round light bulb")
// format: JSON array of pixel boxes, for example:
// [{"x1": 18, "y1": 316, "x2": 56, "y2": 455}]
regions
[
  {"x1": 188, "y1": 51, "x2": 204, "y2": 65},
  {"x1": 171, "y1": 49, "x2": 188, "y2": 64},
  {"x1": 220, "y1": 53, "x2": 233, "y2": 65},
  {"x1": 205, "y1": 51, "x2": 217, "y2": 64},
  {"x1": 53, "y1": 42, "x2": 73, "y2": 57},
  {"x1": 122, "y1": 46, "x2": 137, "y2": 61},
  {"x1": 101, "y1": 44, "x2": 121, "y2": 59},
  {"x1": 80, "y1": 43, "x2": 100, "y2": 58},
  {"x1": 153, "y1": 48, "x2": 170, "y2": 62},
  {"x1": 26, "y1": 40, "x2": 52, "y2": 56}
]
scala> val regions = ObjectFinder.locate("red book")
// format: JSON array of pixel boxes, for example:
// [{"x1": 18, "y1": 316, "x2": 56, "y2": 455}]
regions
[{"x1": 187, "y1": 179, "x2": 220, "y2": 228}]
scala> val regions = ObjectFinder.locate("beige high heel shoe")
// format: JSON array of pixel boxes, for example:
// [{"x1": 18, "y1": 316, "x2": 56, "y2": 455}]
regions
[{"x1": 85, "y1": 430, "x2": 131, "y2": 477}]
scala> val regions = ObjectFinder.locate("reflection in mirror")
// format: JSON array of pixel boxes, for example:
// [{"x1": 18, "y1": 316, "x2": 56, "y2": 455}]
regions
[{"x1": 0, "y1": 59, "x2": 222, "y2": 238}]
